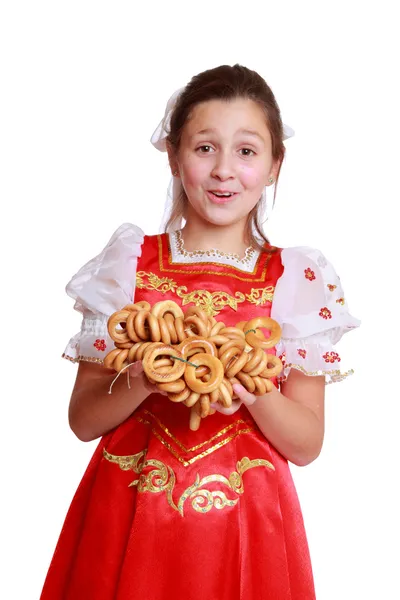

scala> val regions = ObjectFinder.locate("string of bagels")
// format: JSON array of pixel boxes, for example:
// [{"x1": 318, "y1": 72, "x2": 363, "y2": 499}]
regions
[{"x1": 104, "y1": 300, "x2": 283, "y2": 431}]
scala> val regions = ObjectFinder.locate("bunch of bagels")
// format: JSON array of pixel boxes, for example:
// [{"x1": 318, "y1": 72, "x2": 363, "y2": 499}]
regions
[{"x1": 104, "y1": 300, "x2": 283, "y2": 430}]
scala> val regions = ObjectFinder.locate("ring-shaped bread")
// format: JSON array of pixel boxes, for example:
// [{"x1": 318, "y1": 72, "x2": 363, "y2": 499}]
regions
[
  {"x1": 184, "y1": 353, "x2": 224, "y2": 394},
  {"x1": 244, "y1": 317, "x2": 282, "y2": 350}
]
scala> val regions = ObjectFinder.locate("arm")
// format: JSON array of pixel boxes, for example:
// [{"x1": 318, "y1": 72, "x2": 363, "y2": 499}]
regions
[
  {"x1": 61, "y1": 224, "x2": 149, "y2": 442},
  {"x1": 233, "y1": 246, "x2": 357, "y2": 466},
  {"x1": 246, "y1": 369, "x2": 325, "y2": 467},
  {"x1": 68, "y1": 362, "x2": 155, "y2": 442},
  {"x1": 220, "y1": 369, "x2": 325, "y2": 467}
]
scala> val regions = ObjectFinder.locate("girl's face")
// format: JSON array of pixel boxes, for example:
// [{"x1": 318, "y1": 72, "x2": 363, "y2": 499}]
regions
[{"x1": 172, "y1": 98, "x2": 280, "y2": 229}]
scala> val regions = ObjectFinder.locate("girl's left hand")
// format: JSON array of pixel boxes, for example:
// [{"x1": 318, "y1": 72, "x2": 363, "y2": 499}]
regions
[{"x1": 211, "y1": 384, "x2": 257, "y2": 415}]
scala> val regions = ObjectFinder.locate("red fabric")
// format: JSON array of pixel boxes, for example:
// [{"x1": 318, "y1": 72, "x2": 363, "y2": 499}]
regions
[{"x1": 41, "y1": 234, "x2": 316, "y2": 599}]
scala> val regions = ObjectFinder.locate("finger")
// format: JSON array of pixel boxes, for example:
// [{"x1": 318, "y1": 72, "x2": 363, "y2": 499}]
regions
[
  {"x1": 157, "y1": 387, "x2": 168, "y2": 396},
  {"x1": 128, "y1": 361, "x2": 144, "y2": 377},
  {"x1": 145, "y1": 381, "x2": 168, "y2": 396},
  {"x1": 210, "y1": 400, "x2": 242, "y2": 416},
  {"x1": 232, "y1": 383, "x2": 257, "y2": 406}
]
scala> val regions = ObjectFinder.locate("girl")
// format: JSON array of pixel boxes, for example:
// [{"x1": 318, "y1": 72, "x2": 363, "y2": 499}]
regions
[{"x1": 41, "y1": 64, "x2": 360, "y2": 600}]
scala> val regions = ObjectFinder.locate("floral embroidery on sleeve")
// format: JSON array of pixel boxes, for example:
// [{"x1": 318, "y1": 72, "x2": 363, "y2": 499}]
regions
[
  {"x1": 319, "y1": 307, "x2": 332, "y2": 320},
  {"x1": 323, "y1": 351, "x2": 341, "y2": 363},
  {"x1": 304, "y1": 268, "x2": 316, "y2": 281},
  {"x1": 336, "y1": 297, "x2": 345, "y2": 305},
  {"x1": 297, "y1": 349, "x2": 307, "y2": 359},
  {"x1": 327, "y1": 284, "x2": 337, "y2": 292},
  {"x1": 277, "y1": 352, "x2": 287, "y2": 383},
  {"x1": 94, "y1": 339, "x2": 107, "y2": 352}
]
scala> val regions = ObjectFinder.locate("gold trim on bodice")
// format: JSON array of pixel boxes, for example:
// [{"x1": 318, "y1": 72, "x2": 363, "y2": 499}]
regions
[
  {"x1": 136, "y1": 270, "x2": 275, "y2": 316},
  {"x1": 157, "y1": 234, "x2": 277, "y2": 282}
]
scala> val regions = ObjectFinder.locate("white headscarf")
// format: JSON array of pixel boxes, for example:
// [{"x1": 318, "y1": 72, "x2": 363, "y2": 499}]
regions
[{"x1": 150, "y1": 87, "x2": 294, "y2": 232}]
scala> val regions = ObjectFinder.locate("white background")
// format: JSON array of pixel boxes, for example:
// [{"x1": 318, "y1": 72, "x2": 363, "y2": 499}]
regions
[{"x1": 1, "y1": 1, "x2": 399, "y2": 598}]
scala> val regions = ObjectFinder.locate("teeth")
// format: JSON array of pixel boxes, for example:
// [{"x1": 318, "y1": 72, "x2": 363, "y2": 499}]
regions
[{"x1": 213, "y1": 192, "x2": 232, "y2": 197}]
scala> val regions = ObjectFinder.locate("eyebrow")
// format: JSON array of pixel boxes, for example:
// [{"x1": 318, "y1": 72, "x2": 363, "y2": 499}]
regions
[
  {"x1": 238, "y1": 128, "x2": 265, "y2": 142},
  {"x1": 192, "y1": 128, "x2": 265, "y2": 144}
]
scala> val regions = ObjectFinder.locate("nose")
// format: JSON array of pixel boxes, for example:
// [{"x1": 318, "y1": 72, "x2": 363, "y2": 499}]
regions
[{"x1": 210, "y1": 150, "x2": 235, "y2": 181}]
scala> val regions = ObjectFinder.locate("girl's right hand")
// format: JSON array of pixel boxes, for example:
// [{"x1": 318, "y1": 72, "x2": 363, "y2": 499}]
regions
[
  {"x1": 69, "y1": 360, "x2": 168, "y2": 442},
  {"x1": 128, "y1": 361, "x2": 168, "y2": 397}
]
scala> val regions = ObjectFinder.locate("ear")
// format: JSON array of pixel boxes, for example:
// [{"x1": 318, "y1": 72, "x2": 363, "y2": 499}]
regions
[
  {"x1": 266, "y1": 158, "x2": 282, "y2": 186},
  {"x1": 166, "y1": 141, "x2": 180, "y2": 178}
]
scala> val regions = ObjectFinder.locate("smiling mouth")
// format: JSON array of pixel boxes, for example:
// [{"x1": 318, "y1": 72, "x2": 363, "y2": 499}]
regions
[
  {"x1": 209, "y1": 190, "x2": 236, "y2": 197},
  {"x1": 207, "y1": 190, "x2": 238, "y2": 203}
]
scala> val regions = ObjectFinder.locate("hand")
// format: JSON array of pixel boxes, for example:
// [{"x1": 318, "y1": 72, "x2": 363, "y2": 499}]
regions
[
  {"x1": 211, "y1": 384, "x2": 257, "y2": 415},
  {"x1": 128, "y1": 361, "x2": 168, "y2": 397}
]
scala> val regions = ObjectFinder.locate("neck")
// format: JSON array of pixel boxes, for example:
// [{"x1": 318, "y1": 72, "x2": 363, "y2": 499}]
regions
[{"x1": 181, "y1": 217, "x2": 252, "y2": 256}]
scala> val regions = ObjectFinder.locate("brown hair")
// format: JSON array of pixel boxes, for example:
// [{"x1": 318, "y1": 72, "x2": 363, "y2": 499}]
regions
[{"x1": 165, "y1": 64, "x2": 286, "y2": 252}]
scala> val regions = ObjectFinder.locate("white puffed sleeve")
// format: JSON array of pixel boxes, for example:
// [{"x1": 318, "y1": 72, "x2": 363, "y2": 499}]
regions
[
  {"x1": 270, "y1": 247, "x2": 361, "y2": 385},
  {"x1": 62, "y1": 223, "x2": 145, "y2": 364}
]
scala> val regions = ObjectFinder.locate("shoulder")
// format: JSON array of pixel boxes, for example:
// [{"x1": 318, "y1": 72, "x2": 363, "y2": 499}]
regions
[
  {"x1": 270, "y1": 246, "x2": 360, "y2": 386},
  {"x1": 272, "y1": 245, "x2": 360, "y2": 339},
  {"x1": 280, "y1": 245, "x2": 331, "y2": 267},
  {"x1": 276, "y1": 246, "x2": 340, "y2": 293},
  {"x1": 105, "y1": 222, "x2": 145, "y2": 250},
  {"x1": 65, "y1": 223, "x2": 145, "y2": 316}
]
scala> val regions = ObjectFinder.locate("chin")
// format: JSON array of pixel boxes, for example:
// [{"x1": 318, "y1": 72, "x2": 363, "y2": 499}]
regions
[
  {"x1": 187, "y1": 196, "x2": 254, "y2": 228},
  {"x1": 201, "y1": 211, "x2": 244, "y2": 228}
]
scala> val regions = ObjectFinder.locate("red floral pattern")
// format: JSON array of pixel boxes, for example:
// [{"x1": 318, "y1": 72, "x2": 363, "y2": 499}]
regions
[
  {"x1": 327, "y1": 284, "x2": 337, "y2": 292},
  {"x1": 277, "y1": 352, "x2": 287, "y2": 383},
  {"x1": 322, "y1": 351, "x2": 341, "y2": 363},
  {"x1": 94, "y1": 339, "x2": 107, "y2": 352},
  {"x1": 304, "y1": 268, "x2": 316, "y2": 281},
  {"x1": 336, "y1": 297, "x2": 345, "y2": 305},
  {"x1": 319, "y1": 307, "x2": 332, "y2": 320},
  {"x1": 297, "y1": 349, "x2": 307, "y2": 359}
]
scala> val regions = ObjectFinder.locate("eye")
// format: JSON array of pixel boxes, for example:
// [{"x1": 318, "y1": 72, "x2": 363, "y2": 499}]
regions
[
  {"x1": 239, "y1": 148, "x2": 255, "y2": 157},
  {"x1": 196, "y1": 145, "x2": 214, "y2": 154}
]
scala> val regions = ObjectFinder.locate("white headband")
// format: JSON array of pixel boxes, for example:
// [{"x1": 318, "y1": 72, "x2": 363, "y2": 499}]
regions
[{"x1": 150, "y1": 87, "x2": 295, "y2": 151}]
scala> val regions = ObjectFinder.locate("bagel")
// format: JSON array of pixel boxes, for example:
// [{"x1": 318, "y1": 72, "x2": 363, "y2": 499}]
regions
[
  {"x1": 184, "y1": 353, "x2": 224, "y2": 394},
  {"x1": 244, "y1": 317, "x2": 282, "y2": 350},
  {"x1": 151, "y1": 300, "x2": 184, "y2": 320},
  {"x1": 143, "y1": 343, "x2": 186, "y2": 383}
]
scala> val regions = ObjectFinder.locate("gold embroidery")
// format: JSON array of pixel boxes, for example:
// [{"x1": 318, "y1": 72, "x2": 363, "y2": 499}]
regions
[
  {"x1": 135, "y1": 417, "x2": 186, "y2": 465},
  {"x1": 176, "y1": 287, "x2": 246, "y2": 316},
  {"x1": 190, "y1": 489, "x2": 238, "y2": 513},
  {"x1": 181, "y1": 428, "x2": 255, "y2": 465},
  {"x1": 62, "y1": 353, "x2": 104, "y2": 365},
  {"x1": 158, "y1": 235, "x2": 272, "y2": 282},
  {"x1": 103, "y1": 448, "x2": 147, "y2": 472},
  {"x1": 230, "y1": 457, "x2": 274, "y2": 492},
  {"x1": 327, "y1": 371, "x2": 354, "y2": 383},
  {"x1": 103, "y1": 449, "x2": 274, "y2": 516},
  {"x1": 141, "y1": 410, "x2": 250, "y2": 453},
  {"x1": 62, "y1": 353, "x2": 76, "y2": 363},
  {"x1": 282, "y1": 363, "x2": 354, "y2": 384},
  {"x1": 135, "y1": 458, "x2": 177, "y2": 510},
  {"x1": 135, "y1": 270, "x2": 275, "y2": 315},
  {"x1": 246, "y1": 286, "x2": 275, "y2": 306},
  {"x1": 104, "y1": 449, "x2": 178, "y2": 510},
  {"x1": 136, "y1": 271, "x2": 178, "y2": 294},
  {"x1": 135, "y1": 415, "x2": 255, "y2": 466}
]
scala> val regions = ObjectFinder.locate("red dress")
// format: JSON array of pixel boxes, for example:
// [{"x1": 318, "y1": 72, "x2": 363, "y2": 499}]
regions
[{"x1": 41, "y1": 231, "x2": 316, "y2": 600}]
